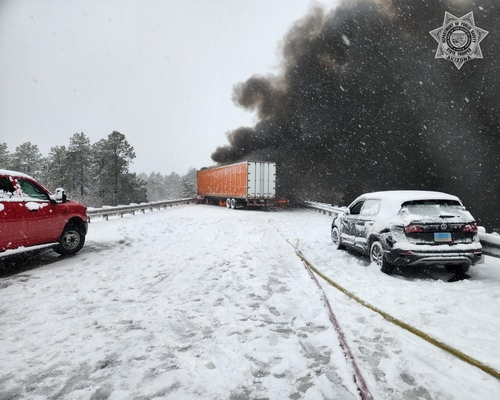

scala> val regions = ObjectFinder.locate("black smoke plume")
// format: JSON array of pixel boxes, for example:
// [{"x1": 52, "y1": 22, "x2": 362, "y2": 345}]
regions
[{"x1": 212, "y1": 0, "x2": 500, "y2": 230}]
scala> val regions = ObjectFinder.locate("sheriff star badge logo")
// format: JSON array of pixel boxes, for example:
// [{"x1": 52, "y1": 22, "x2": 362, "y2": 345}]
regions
[{"x1": 430, "y1": 12, "x2": 488, "y2": 70}]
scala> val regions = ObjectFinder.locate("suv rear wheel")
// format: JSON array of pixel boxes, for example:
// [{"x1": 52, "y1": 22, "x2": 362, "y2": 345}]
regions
[
  {"x1": 54, "y1": 224, "x2": 85, "y2": 255},
  {"x1": 370, "y1": 240, "x2": 393, "y2": 274}
]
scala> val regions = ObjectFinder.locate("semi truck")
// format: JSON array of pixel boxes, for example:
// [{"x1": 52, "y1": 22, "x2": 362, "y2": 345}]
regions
[{"x1": 197, "y1": 161, "x2": 276, "y2": 208}]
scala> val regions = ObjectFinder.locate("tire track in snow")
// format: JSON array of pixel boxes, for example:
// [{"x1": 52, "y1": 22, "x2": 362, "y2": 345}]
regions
[
  {"x1": 269, "y1": 210, "x2": 500, "y2": 399},
  {"x1": 268, "y1": 219, "x2": 374, "y2": 400},
  {"x1": 3, "y1": 206, "x2": 498, "y2": 399}
]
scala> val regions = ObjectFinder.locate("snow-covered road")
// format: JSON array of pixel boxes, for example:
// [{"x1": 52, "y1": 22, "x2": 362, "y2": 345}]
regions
[{"x1": 1, "y1": 205, "x2": 499, "y2": 399}]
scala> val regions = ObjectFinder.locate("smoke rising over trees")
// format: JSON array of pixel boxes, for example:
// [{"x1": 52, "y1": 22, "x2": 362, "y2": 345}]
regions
[{"x1": 211, "y1": 0, "x2": 500, "y2": 229}]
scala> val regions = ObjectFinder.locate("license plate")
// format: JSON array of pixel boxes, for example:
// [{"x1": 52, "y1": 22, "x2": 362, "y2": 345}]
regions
[{"x1": 434, "y1": 232, "x2": 452, "y2": 243}]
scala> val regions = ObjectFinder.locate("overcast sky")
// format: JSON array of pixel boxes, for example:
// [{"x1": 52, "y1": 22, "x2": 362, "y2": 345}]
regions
[{"x1": 0, "y1": 0, "x2": 336, "y2": 175}]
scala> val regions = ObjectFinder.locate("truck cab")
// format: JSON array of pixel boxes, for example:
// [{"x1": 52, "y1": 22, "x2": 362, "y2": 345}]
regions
[{"x1": 0, "y1": 169, "x2": 88, "y2": 255}]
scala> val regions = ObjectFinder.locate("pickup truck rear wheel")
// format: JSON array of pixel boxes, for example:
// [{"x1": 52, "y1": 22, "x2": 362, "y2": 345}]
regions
[{"x1": 54, "y1": 224, "x2": 85, "y2": 255}]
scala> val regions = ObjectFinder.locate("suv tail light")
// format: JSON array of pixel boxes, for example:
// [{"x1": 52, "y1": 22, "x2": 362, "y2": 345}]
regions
[
  {"x1": 405, "y1": 224, "x2": 423, "y2": 233},
  {"x1": 462, "y1": 223, "x2": 478, "y2": 233}
]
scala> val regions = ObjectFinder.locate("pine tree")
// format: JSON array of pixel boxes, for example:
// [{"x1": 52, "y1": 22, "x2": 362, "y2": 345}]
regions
[
  {"x1": 164, "y1": 172, "x2": 181, "y2": 200},
  {"x1": 68, "y1": 132, "x2": 92, "y2": 196},
  {"x1": 11, "y1": 142, "x2": 44, "y2": 178},
  {"x1": 43, "y1": 145, "x2": 70, "y2": 190},
  {"x1": 92, "y1": 131, "x2": 137, "y2": 205},
  {"x1": 180, "y1": 167, "x2": 197, "y2": 198},
  {"x1": 0, "y1": 143, "x2": 11, "y2": 168},
  {"x1": 146, "y1": 172, "x2": 168, "y2": 201},
  {"x1": 118, "y1": 173, "x2": 147, "y2": 204}
]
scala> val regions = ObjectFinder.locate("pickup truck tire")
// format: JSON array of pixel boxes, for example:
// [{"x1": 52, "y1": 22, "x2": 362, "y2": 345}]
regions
[{"x1": 54, "y1": 224, "x2": 86, "y2": 255}]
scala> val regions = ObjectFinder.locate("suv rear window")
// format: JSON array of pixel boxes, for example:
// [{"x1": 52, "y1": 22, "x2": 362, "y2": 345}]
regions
[{"x1": 400, "y1": 199, "x2": 467, "y2": 218}]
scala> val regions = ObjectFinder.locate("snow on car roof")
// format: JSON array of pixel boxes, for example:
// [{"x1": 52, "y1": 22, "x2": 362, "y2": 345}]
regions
[
  {"x1": 351, "y1": 190, "x2": 462, "y2": 217},
  {"x1": 0, "y1": 169, "x2": 34, "y2": 179},
  {"x1": 359, "y1": 190, "x2": 460, "y2": 202}
]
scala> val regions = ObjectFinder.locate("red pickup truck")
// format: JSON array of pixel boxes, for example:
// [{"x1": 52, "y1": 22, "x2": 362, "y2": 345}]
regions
[{"x1": 0, "y1": 169, "x2": 88, "y2": 255}]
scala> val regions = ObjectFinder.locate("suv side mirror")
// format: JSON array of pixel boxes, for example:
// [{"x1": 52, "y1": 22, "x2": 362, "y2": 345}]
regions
[{"x1": 50, "y1": 188, "x2": 67, "y2": 203}]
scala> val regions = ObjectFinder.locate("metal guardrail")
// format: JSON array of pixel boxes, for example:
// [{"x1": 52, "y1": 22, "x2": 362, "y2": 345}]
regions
[
  {"x1": 304, "y1": 201, "x2": 500, "y2": 257},
  {"x1": 304, "y1": 201, "x2": 345, "y2": 216},
  {"x1": 86, "y1": 198, "x2": 196, "y2": 222},
  {"x1": 478, "y1": 233, "x2": 500, "y2": 257},
  {"x1": 86, "y1": 198, "x2": 500, "y2": 255}
]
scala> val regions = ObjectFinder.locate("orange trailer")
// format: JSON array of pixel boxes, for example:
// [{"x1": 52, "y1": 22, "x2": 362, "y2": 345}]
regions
[{"x1": 197, "y1": 161, "x2": 276, "y2": 208}]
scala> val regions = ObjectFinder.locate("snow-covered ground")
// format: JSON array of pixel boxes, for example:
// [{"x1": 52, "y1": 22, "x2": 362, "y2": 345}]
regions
[{"x1": 1, "y1": 205, "x2": 499, "y2": 399}]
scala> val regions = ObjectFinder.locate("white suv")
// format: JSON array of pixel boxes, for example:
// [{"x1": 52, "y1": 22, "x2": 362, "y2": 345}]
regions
[{"x1": 331, "y1": 190, "x2": 483, "y2": 275}]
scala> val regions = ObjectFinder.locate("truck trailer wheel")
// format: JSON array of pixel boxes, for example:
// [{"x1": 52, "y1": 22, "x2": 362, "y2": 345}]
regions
[
  {"x1": 226, "y1": 198, "x2": 231, "y2": 208},
  {"x1": 230, "y1": 198, "x2": 236, "y2": 209}
]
